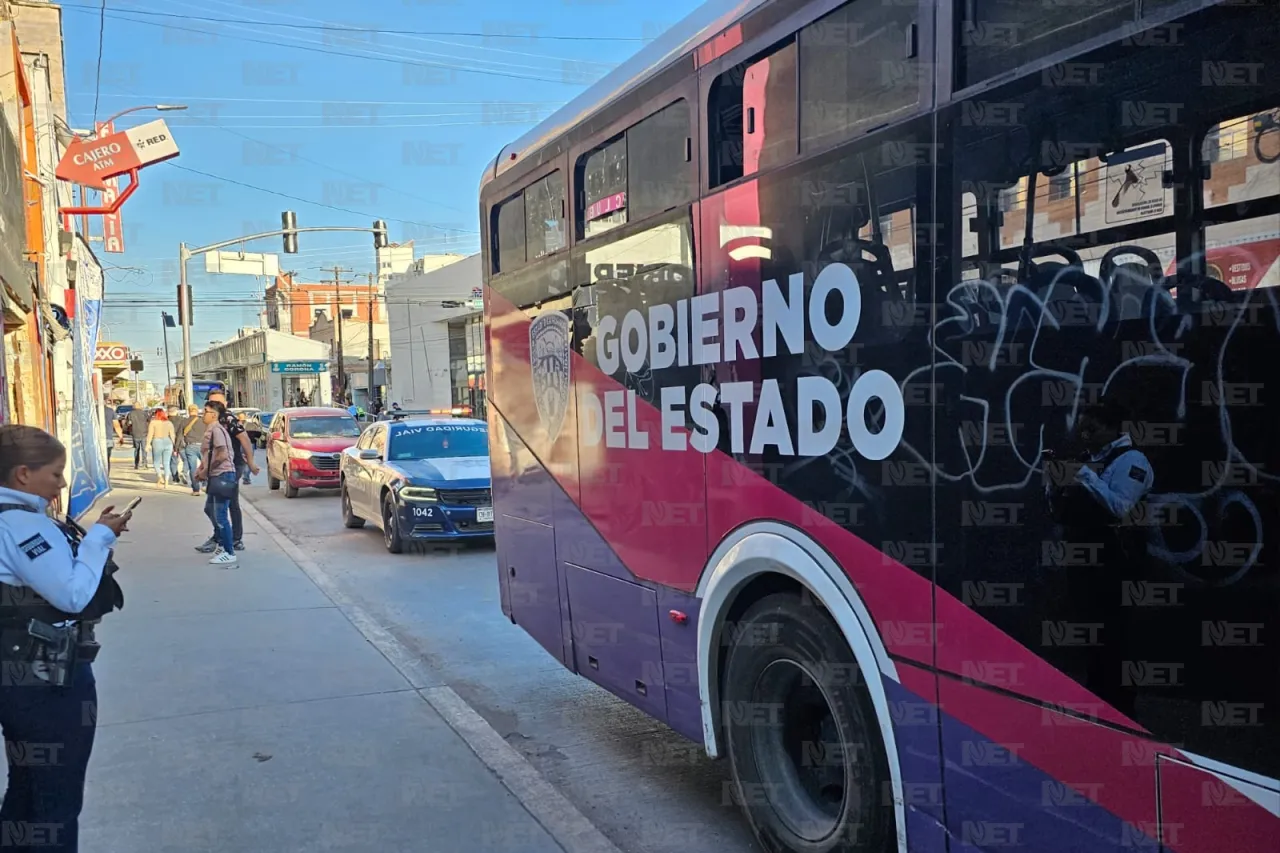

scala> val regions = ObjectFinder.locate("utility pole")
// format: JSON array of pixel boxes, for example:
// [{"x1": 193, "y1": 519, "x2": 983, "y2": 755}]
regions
[
  {"x1": 331, "y1": 266, "x2": 351, "y2": 402},
  {"x1": 175, "y1": 218, "x2": 389, "y2": 416},
  {"x1": 367, "y1": 272, "x2": 375, "y2": 411}
]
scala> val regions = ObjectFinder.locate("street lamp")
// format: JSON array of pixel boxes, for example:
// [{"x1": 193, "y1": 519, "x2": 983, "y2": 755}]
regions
[{"x1": 73, "y1": 104, "x2": 188, "y2": 137}]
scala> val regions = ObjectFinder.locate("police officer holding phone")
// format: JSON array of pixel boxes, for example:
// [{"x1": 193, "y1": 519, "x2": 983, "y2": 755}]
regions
[{"x1": 0, "y1": 424, "x2": 129, "y2": 852}]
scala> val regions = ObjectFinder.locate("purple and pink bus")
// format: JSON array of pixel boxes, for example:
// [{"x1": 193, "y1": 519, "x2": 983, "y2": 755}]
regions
[{"x1": 479, "y1": 1, "x2": 1279, "y2": 851}]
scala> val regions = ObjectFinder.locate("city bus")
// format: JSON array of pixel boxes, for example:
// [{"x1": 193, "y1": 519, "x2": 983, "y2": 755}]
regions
[
  {"x1": 479, "y1": 2, "x2": 1279, "y2": 851},
  {"x1": 191, "y1": 380, "x2": 227, "y2": 410}
]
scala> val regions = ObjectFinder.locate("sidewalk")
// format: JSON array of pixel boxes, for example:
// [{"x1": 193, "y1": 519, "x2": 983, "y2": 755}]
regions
[{"x1": 76, "y1": 451, "x2": 566, "y2": 852}]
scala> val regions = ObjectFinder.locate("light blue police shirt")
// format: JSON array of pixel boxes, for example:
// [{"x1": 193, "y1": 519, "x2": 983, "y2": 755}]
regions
[
  {"x1": 0, "y1": 486, "x2": 117, "y2": 614},
  {"x1": 1075, "y1": 434, "x2": 1154, "y2": 519}
]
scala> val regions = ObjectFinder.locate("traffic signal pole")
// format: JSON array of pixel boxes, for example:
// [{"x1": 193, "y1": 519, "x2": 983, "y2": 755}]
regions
[{"x1": 176, "y1": 217, "x2": 389, "y2": 413}]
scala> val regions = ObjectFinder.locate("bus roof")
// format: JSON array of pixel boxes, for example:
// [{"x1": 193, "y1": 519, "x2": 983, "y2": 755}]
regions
[{"x1": 478, "y1": 0, "x2": 768, "y2": 198}]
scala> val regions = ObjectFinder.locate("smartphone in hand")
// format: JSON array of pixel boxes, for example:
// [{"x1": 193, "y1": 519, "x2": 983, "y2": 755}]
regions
[{"x1": 124, "y1": 497, "x2": 143, "y2": 513}]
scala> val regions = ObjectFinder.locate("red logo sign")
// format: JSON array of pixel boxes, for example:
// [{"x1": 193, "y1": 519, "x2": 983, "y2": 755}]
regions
[{"x1": 56, "y1": 129, "x2": 141, "y2": 190}]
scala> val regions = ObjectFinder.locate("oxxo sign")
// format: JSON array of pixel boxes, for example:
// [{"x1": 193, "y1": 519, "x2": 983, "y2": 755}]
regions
[{"x1": 94, "y1": 343, "x2": 129, "y2": 366}]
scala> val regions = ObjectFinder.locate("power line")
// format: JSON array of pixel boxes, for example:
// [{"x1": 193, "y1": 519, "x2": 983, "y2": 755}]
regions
[
  {"x1": 161, "y1": 162, "x2": 477, "y2": 234},
  {"x1": 60, "y1": 3, "x2": 654, "y2": 41},
  {"x1": 91, "y1": 0, "x2": 106, "y2": 124},
  {"x1": 63, "y1": 6, "x2": 609, "y2": 86}
]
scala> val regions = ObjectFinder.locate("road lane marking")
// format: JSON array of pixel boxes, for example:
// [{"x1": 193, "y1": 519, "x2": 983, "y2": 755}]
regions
[{"x1": 240, "y1": 499, "x2": 624, "y2": 853}]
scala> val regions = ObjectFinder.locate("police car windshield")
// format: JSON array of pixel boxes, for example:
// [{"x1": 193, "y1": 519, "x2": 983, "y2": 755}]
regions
[
  {"x1": 389, "y1": 425, "x2": 488, "y2": 460},
  {"x1": 290, "y1": 416, "x2": 359, "y2": 438}
]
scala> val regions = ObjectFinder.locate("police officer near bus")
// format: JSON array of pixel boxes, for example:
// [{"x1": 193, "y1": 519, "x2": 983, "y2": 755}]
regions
[
  {"x1": 0, "y1": 424, "x2": 129, "y2": 852},
  {"x1": 1043, "y1": 398, "x2": 1154, "y2": 718}
]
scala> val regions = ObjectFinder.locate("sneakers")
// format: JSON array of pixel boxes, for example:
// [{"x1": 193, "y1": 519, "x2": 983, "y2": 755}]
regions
[
  {"x1": 209, "y1": 549, "x2": 238, "y2": 566},
  {"x1": 234, "y1": 540, "x2": 245, "y2": 552},
  {"x1": 195, "y1": 537, "x2": 218, "y2": 553}
]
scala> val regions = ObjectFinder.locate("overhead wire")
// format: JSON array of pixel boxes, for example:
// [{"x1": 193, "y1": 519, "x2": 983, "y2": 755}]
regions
[
  {"x1": 91, "y1": 0, "x2": 106, "y2": 123},
  {"x1": 62, "y1": 4, "x2": 608, "y2": 85},
  {"x1": 154, "y1": 0, "x2": 619, "y2": 66},
  {"x1": 58, "y1": 3, "x2": 653, "y2": 42}
]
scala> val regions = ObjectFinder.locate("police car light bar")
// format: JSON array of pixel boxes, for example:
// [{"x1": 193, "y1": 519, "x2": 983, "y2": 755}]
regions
[{"x1": 427, "y1": 406, "x2": 472, "y2": 416}]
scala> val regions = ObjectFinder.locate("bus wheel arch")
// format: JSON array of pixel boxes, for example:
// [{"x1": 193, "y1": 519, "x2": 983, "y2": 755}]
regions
[{"x1": 695, "y1": 522, "x2": 907, "y2": 853}]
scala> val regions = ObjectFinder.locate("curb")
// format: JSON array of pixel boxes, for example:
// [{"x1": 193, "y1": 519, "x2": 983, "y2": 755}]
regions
[{"x1": 240, "y1": 497, "x2": 626, "y2": 853}]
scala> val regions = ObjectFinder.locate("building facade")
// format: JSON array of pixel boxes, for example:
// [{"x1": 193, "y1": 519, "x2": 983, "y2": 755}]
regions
[
  {"x1": 386, "y1": 253, "x2": 483, "y2": 413},
  {"x1": 187, "y1": 329, "x2": 331, "y2": 411}
]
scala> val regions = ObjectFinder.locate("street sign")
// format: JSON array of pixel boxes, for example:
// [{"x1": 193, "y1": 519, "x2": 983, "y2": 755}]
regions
[
  {"x1": 270, "y1": 361, "x2": 327, "y2": 374},
  {"x1": 95, "y1": 123, "x2": 126, "y2": 253},
  {"x1": 204, "y1": 250, "x2": 280, "y2": 277},
  {"x1": 123, "y1": 120, "x2": 180, "y2": 168},
  {"x1": 55, "y1": 119, "x2": 180, "y2": 189}
]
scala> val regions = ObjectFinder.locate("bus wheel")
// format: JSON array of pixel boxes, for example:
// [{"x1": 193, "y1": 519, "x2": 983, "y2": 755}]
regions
[{"x1": 722, "y1": 592, "x2": 893, "y2": 853}]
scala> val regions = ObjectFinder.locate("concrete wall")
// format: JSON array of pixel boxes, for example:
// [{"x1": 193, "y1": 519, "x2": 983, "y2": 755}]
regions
[{"x1": 10, "y1": 2, "x2": 64, "y2": 118}]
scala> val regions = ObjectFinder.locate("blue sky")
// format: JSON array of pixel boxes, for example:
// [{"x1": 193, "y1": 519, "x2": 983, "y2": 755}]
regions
[{"x1": 60, "y1": 0, "x2": 698, "y2": 387}]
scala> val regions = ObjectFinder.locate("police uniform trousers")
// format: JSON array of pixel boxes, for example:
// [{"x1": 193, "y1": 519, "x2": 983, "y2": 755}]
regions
[{"x1": 0, "y1": 662, "x2": 97, "y2": 852}]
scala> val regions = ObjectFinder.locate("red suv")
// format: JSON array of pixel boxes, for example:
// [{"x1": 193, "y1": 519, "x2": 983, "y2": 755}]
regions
[{"x1": 265, "y1": 407, "x2": 361, "y2": 498}]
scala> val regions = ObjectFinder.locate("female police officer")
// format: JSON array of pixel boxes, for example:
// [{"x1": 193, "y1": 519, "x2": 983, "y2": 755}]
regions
[{"x1": 0, "y1": 424, "x2": 130, "y2": 852}]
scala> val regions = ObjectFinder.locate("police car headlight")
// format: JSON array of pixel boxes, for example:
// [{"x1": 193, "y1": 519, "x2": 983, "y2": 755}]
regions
[
  {"x1": 288, "y1": 447, "x2": 312, "y2": 459},
  {"x1": 397, "y1": 486, "x2": 438, "y2": 502}
]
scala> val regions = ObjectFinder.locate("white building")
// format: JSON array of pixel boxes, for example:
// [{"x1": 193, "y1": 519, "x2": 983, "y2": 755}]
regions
[
  {"x1": 375, "y1": 242, "x2": 465, "y2": 287},
  {"x1": 386, "y1": 253, "x2": 483, "y2": 411},
  {"x1": 187, "y1": 329, "x2": 332, "y2": 411}
]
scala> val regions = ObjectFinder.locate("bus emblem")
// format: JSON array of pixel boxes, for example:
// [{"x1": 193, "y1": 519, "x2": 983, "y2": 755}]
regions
[{"x1": 529, "y1": 311, "x2": 571, "y2": 443}]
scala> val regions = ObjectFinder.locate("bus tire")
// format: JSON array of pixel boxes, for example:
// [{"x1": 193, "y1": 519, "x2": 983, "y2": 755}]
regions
[{"x1": 721, "y1": 592, "x2": 894, "y2": 853}]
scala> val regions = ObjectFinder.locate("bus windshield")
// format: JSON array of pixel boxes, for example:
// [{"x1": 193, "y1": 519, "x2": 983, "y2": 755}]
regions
[{"x1": 389, "y1": 426, "x2": 488, "y2": 460}]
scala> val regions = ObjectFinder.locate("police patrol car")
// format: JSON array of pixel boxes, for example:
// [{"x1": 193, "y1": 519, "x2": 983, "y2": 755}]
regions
[{"x1": 338, "y1": 410, "x2": 492, "y2": 552}]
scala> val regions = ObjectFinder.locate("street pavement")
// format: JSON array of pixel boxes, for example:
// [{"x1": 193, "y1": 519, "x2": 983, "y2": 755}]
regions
[
  {"x1": 41, "y1": 447, "x2": 574, "y2": 852},
  {"x1": 237, "y1": 458, "x2": 760, "y2": 853}
]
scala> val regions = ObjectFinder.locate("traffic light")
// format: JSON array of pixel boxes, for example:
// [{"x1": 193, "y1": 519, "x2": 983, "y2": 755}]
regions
[
  {"x1": 282, "y1": 210, "x2": 298, "y2": 254},
  {"x1": 373, "y1": 219, "x2": 388, "y2": 249},
  {"x1": 176, "y1": 284, "x2": 193, "y2": 325}
]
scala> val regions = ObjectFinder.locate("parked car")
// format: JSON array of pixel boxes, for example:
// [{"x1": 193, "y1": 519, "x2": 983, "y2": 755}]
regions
[
  {"x1": 339, "y1": 416, "x2": 491, "y2": 553},
  {"x1": 252, "y1": 411, "x2": 276, "y2": 448},
  {"x1": 265, "y1": 407, "x2": 361, "y2": 498}
]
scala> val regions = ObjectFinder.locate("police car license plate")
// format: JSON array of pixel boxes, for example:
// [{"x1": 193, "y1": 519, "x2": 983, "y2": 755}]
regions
[{"x1": 476, "y1": 507, "x2": 494, "y2": 523}]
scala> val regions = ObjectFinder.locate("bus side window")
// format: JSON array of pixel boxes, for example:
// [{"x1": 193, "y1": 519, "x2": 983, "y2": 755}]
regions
[
  {"x1": 709, "y1": 41, "x2": 797, "y2": 188},
  {"x1": 798, "y1": 0, "x2": 920, "y2": 152},
  {"x1": 494, "y1": 193, "x2": 526, "y2": 275}
]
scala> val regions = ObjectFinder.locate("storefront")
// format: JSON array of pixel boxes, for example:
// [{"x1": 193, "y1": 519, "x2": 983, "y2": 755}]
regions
[{"x1": 447, "y1": 313, "x2": 486, "y2": 417}]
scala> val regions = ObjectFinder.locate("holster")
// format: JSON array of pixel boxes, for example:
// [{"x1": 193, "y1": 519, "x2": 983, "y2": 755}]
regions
[{"x1": 0, "y1": 619, "x2": 79, "y2": 687}]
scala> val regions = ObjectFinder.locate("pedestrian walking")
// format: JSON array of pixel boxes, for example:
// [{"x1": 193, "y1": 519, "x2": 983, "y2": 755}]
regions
[
  {"x1": 193, "y1": 400, "x2": 238, "y2": 567},
  {"x1": 193, "y1": 391, "x2": 256, "y2": 555},
  {"x1": 236, "y1": 412, "x2": 253, "y2": 485},
  {"x1": 178, "y1": 405, "x2": 207, "y2": 496},
  {"x1": 126, "y1": 406, "x2": 149, "y2": 469},
  {"x1": 166, "y1": 407, "x2": 184, "y2": 483},
  {"x1": 102, "y1": 398, "x2": 122, "y2": 477},
  {"x1": 145, "y1": 407, "x2": 176, "y2": 488},
  {"x1": 0, "y1": 424, "x2": 130, "y2": 852}
]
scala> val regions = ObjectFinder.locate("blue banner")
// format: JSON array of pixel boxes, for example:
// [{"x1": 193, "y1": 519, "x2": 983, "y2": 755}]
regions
[{"x1": 68, "y1": 238, "x2": 108, "y2": 519}]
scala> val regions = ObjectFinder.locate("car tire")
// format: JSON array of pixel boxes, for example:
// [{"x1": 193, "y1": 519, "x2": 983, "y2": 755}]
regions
[
  {"x1": 284, "y1": 480, "x2": 299, "y2": 498},
  {"x1": 382, "y1": 492, "x2": 404, "y2": 554},
  {"x1": 268, "y1": 473, "x2": 280, "y2": 491},
  {"x1": 721, "y1": 592, "x2": 894, "y2": 853},
  {"x1": 341, "y1": 484, "x2": 365, "y2": 528}
]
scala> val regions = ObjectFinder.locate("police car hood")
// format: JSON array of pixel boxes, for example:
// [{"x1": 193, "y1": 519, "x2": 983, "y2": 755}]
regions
[{"x1": 390, "y1": 456, "x2": 491, "y2": 489}]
